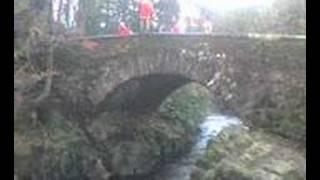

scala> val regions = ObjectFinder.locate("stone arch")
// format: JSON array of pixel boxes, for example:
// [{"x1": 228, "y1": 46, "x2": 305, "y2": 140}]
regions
[
  {"x1": 52, "y1": 36, "x2": 305, "y2": 128},
  {"x1": 95, "y1": 73, "x2": 210, "y2": 117}
]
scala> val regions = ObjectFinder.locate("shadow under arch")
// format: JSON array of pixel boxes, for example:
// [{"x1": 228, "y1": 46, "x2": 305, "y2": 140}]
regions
[{"x1": 95, "y1": 73, "x2": 208, "y2": 117}]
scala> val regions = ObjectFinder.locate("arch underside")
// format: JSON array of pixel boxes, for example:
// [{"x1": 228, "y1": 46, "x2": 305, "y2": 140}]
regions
[{"x1": 95, "y1": 74, "x2": 195, "y2": 116}]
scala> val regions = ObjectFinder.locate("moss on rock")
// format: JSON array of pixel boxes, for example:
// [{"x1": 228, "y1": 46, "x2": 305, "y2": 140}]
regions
[
  {"x1": 159, "y1": 83, "x2": 212, "y2": 131},
  {"x1": 14, "y1": 116, "x2": 103, "y2": 180},
  {"x1": 192, "y1": 126, "x2": 306, "y2": 180}
]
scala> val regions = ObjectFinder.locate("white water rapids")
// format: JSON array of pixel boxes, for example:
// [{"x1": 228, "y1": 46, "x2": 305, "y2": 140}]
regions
[{"x1": 151, "y1": 114, "x2": 244, "y2": 180}]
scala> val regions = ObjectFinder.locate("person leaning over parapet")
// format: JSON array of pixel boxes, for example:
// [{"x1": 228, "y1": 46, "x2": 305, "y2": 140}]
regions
[
  {"x1": 117, "y1": 21, "x2": 133, "y2": 37},
  {"x1": 138, "y1": 0, "x2": 155, "y2": 32}
]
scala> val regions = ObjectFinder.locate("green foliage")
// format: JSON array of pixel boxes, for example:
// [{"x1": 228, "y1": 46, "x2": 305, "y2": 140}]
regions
[
  {"x1": 34, "y1": 142, "x2": 89, "y2": 180},
  {"x1": 159, "y1": 83, "x2": 212, "y2": 131},
  {"x1": 78, "y1": 0, "x2": 181, "y2": 34},
  {"x1": 15, "y1": 0, "x2": 306, "y2": 36},
  {"x1": 14, "y1": 116, "x2": 97, "y2": 180},
  {"x1": 14, "y1": 0, "x2": 32, "y2": 15},
  {"x1": 246, "y1": 80, "x2": 306, "y2": 143},
  {"x1": 155, "y1": 0, "x2": 180, "y2": 31},
  {"x1": 199, "y1": 0, "x2": 305, "y2": 34},
  {"x1": 78, "y1": 0, "x2": 305, "y2": 35}
]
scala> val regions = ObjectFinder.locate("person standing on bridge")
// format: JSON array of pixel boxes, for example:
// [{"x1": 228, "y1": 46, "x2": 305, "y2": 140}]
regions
[
  {"x1": 117, "y1": 21, "x2": 133, "y2": 37},
  {"x1": 138, "y1": 0, "x2": 155, "y2": 32}
]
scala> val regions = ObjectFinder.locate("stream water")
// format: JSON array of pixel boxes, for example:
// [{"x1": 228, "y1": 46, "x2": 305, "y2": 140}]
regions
[{"x1": 150, "y1": 114, "x2": 244, "y2": 180}]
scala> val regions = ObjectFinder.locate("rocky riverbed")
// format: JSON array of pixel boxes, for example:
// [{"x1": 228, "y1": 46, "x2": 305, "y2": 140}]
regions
[
  {"x1": 149, "y1": 115, "x2": 243, "y2": 180},
  {"x1": 191, "y1": 126, "x2": 306, "y2": 180},
  {"x1": 14, "y1": 82, "x2": 306, "y2": 180}
]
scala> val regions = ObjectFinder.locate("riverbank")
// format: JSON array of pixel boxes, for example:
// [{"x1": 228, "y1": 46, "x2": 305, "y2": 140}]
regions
[
  {"x1": 191, "y1": 125, "x2": 306, "y2": 180},
  {"x1": 14, "y1": 83, "x2": 213, "y2": 180}
]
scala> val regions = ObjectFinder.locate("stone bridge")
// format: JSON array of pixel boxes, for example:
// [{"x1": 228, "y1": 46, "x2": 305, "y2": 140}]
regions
[
  {"x1": 51, "y1": 34, "x2": 305, "y2": 140},
  {"x1": 14, "y1": 33, "x2": 306, "y2": 180}
]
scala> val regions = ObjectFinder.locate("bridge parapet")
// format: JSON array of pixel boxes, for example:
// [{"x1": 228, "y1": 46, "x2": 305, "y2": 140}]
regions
[{"x1": 66, "y1": 33, "x2": 305, "y2": 57}]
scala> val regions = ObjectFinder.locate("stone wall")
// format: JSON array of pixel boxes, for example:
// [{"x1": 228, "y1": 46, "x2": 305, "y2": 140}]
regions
[{"x1": 52, "y1": 35, "x2": 305, "y2": 143}]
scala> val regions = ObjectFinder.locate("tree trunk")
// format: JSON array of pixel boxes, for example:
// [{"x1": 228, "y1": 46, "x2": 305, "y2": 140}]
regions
[
  {"x1": 65, "y1": 0, "x2": 71, "y2": 27},
  {"x1": 57, "y1": 0, "x2": 64, "y2": 23}
]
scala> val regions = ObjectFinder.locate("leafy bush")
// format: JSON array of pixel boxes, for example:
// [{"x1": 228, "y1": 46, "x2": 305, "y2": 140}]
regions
[{"x1": 159, "y1": 83, "x2": 212, "y2": 132}]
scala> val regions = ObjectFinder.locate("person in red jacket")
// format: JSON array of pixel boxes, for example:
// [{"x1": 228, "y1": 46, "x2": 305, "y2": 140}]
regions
[
  {"x1": 117, "y1": 22, "x2": 133, "y2": 37},
  {"x1": 138, "y1": 0, "x2": 155, "y2": 32}
]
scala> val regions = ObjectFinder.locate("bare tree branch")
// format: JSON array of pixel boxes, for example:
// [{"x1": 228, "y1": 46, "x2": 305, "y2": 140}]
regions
[{"x1": 34, "y1": 38, "x2": 56, "y2": 103}]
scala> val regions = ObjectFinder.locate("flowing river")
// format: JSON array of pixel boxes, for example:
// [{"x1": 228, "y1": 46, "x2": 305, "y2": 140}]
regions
[{"x1": 150, "y1": 114, "x2": 244, "y2": 180}]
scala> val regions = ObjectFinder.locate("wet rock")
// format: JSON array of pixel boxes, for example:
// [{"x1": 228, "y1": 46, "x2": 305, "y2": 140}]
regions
[
  {"x1": 201, "y1": 169, "x2": 215, "y2": 180},
  {"x1": 193, "y1": 126, "x2": 306, "y2": 180},
  {"x1": 14, "y1": 119, "x2": 98, "y2": 180},
  {"x1": 89, "y1": 111, "x2": 196, "y2": 177},
  {"x1": 282, "y1": 170, "x2": 305, "y2": 180},
  {"x1": 87, "y1": 159, "x2": 112, "y2": 180},
  {"x1": 190, "y1": 166, "x2": 206, "y2": 180},
  {"x1": 213, "y1": 160, "x2": 253, "y2": 180},
  {"x1": 110, "y1": 141, "x2": 157, "y2": 176}
]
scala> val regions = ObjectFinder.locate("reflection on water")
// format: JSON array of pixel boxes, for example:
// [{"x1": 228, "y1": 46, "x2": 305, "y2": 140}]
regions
[{"x1": 152, "y1": 114, "x2": 243, "y2": 180}]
